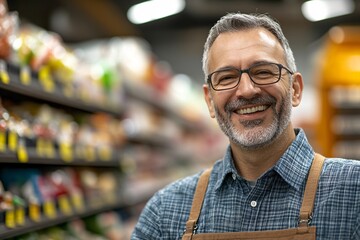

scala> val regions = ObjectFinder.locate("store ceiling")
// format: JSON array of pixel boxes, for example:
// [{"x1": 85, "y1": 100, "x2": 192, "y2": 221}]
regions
[{"x1": 7, "y1": 0, "x2": 360, "y2": 43}]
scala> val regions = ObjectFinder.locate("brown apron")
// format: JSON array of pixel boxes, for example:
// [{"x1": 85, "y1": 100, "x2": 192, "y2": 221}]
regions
[{"x1": 182, "y1": 153, "x2": 325, "y2": 240}]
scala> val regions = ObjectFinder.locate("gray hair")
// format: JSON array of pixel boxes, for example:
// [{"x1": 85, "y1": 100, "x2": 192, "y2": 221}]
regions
[{"x1": 202, "y1": 13, "x2": 297, "y2": 79}]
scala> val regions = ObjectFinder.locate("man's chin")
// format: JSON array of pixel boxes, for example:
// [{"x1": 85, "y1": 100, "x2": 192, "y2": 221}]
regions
[{"x1": 230, "y1": 125, "x2": 277, "y2": 149}]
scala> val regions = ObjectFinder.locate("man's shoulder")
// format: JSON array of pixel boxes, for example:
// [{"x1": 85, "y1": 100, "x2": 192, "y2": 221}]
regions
[
  {"x1": 324, "y1": 157, "x2": 360, "y2": 168},
  {"x1": 156, "y1": 171, "x2": 203, "y2": 199},
  {"x1": 322, "y1": 157, "x2": 360, "y2": 181}
]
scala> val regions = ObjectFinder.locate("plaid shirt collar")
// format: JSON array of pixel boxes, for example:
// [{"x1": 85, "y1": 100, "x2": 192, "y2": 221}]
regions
[{"x1": 214, "y1": 128, "x2": 315, "y2": 192}]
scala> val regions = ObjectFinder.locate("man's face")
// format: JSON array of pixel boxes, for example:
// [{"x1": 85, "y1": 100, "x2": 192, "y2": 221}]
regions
[{"x1": 203, "y1": 28, "x2": 302, "y2": 149}]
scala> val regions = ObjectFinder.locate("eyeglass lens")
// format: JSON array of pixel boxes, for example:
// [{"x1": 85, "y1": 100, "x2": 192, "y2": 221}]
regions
[{"x1": 210, "y1": 63, "x2": 282, "y2": 90}]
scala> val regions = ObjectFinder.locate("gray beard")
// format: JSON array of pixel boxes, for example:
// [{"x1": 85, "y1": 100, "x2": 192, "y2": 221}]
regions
[{"x1": 214, "y1": 92, "x2": 292, "y2": 150}]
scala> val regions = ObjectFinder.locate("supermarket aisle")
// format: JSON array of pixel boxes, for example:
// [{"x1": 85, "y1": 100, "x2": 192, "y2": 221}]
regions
[{"x1": 0, "y1": 0, "x2": 359, "y2": 239}]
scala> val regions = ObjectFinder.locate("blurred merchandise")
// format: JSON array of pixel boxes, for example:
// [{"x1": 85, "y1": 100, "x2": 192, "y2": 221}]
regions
[
  {"x1": 0, "y1": 1, "x2": 228, "y2": 238},
  {"x1": 316, "y1": 25, "x2": 360, "y2": 159},
  {"x1": 0, "y1": 0, "x2": 18, "y2": 60}
]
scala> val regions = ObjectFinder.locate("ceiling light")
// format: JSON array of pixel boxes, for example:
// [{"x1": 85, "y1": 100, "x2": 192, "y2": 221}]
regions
[
  {"x1": 301, "y1": 0, "x2": 355, "y2": 22},
  {"x1": 127, "y1": 0, "x2": 185, "y2": 24}
]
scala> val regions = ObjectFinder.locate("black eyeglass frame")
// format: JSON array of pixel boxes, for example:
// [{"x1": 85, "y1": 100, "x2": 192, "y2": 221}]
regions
[{"x1": 207, "y1": 62, "x2": 294, "y2": 91}]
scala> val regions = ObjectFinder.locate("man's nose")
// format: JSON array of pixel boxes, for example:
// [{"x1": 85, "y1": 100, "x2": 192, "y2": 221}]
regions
[{"x1": 235, "y1": 72, "x2": 261, "y2": 98}]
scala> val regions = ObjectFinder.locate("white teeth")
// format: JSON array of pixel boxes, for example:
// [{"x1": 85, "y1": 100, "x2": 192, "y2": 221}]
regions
[{"x1": 237, "y1": 105, "x2": 267, "y2": 114}]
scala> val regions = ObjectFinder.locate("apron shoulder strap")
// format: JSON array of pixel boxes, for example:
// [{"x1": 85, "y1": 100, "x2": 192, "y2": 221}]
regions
[
  {"x1": 299, "y1": 153, "x2": 326, "y2": 228},
  {"x1": 183, "y1": 168, "x2": 212, "y2": 239},
  {"x1": 182, "y1": 153, "x2": 326, "y2": 239}
]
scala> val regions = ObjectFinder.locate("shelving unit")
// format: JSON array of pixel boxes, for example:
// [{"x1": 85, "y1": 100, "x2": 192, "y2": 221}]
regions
[
  {"x1": 0, "y1": 59, "x2": 203, "y2": 239},
  {"x1": 123, "y1": 81, "x2": 202, "y2": 132},
  {"x1": 0, "y1": 201, "x2": 125, "y2": 239},
  {"x1": 1, "y1": 63, "x2": 124, "y2": 116},
  {"x1": 316, "y1": 26, "x2": 360, "y2": 159},
  {"x1": 0, "y1": 4, "x2": 226, "y2": 237}
]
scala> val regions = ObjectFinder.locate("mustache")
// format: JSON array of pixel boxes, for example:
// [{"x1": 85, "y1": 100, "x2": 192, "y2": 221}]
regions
[{"x1": 224, "y1": 95, "x2": 277, "y2": 112}]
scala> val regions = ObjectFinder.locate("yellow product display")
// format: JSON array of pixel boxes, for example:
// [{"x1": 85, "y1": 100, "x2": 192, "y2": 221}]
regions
[{"x1": 317, "y1": 26, "x2": 360, "y2": 159}]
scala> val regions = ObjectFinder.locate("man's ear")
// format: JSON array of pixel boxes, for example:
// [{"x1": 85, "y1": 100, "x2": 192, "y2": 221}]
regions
[
  {"x1": 291, "y1": 73, "x2": 303, "y2": 107},
  {"x1": 203, "y1": 84, "x2": 216, "y2": 118}
]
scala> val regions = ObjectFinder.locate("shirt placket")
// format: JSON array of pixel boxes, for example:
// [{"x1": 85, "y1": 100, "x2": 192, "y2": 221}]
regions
[{"x1": 239, "y1": 177, "x2": 270, "y2": 231}]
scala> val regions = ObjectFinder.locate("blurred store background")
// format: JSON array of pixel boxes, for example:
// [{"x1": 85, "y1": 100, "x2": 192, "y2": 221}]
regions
[{"x1": 0, "y1": 0, "x2": 359, "y2": 239}]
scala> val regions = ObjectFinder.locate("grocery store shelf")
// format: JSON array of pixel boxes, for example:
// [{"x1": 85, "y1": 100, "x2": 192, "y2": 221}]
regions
[
  {"x1": 124, "y1": 81, "x2": 202, "y2": 131},
  {"x1": 0, "y1": 62, "x2": 124, "y2": 116},
  {"x1": 127, "y1": 133, "x2": 173, "y2": 147},
  {"x1": 0, "y1": 148, "x2": 122, "y2": 168},
  {"x1": 0, "y1": 201, "x2": 124, "y2": 239}
]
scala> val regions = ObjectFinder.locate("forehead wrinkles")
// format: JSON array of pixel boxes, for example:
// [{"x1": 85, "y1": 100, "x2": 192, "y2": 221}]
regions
[{"x1": 207, "y1": 29, "x2": 284, "y2": 71}]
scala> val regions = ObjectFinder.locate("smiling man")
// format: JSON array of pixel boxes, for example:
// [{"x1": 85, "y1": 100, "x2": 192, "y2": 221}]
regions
[{"x1": 131, "y1": 13, "x2": 360, "y2": 240}]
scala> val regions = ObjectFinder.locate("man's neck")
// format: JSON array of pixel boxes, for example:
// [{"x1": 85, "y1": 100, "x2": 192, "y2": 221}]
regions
[{"x1": 230, "y1": 125, "x2": 296, "y2": 181}]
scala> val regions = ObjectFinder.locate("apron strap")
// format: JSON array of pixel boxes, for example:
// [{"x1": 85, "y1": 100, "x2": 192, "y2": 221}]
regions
[
  {"x1": 182, "y1": 153, "x2": 326, "y2": 239},
  {"x1": 298, "y1": 153, "x2": 325, "y2": 228},
  {"x1": 183, "y1": 168, "x2": 212, "y2": 239}
]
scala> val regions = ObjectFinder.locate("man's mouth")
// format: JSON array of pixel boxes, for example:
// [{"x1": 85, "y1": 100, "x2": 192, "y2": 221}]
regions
[{"x1": 235, "y1": 105, "x2": 269, "y2": 115}]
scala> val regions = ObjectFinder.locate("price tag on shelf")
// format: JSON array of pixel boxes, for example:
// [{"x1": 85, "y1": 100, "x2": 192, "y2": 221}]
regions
[
  {"x1": 5, "y1": 209, "x2": 15, "y2": 228},
  {"x1": 0, "y1": 131, "x2": 6, "y2": 152},
  {"x1": 0, "y1": 71, "x2": 9, "y2": 84},
  {"x1": 20, "y1": 65, "x2": 31, "y2": 85},
  {"x1": 15, "y1": 206, "x2": 25, "y2": 226},
  {"x1": 0, "y1": 60, "x2": 10, "y2": 84},
  {"x1": 71, "y1": 193, "x2": 84, "y2": 212},
  {"x1": 44, "y1": 140, "x2": 55, "y2": 158},
  {"x1": 36, "y1": 138, "x2": 45, "y2": 157},
  {"x1": 43, "y1": 200, "x2": 57, "y2": 219},
  {"x1": 60, "y1": 143, "x2": 73, "y2": 162},
  {"x1": 29, "y1": 203, "x2": 41, "y2": 222},
  {"x1": 8, "y1": 131, "x2": 18, "y2": 152},
  {"x1": 17, "y1": 138, "x2": 28, "y2": 163},
  {"x1": 58, "y1": 195, "x2": 72, "y2": 215},
  {"x1": 39, "y1": 66, "x2": 55, "y2": 92},
  {"x1": 17, "y1": 144, "x2": 28, "y2": 163}
]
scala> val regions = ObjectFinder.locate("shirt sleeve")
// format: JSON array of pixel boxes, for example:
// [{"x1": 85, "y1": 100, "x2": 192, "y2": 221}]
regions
[
  {"x1": 351, "y1": 164, "x2": 360, "y2": 240},
  {"x1": 131, "y1": 191, "x2": 162, "y2": 240}
]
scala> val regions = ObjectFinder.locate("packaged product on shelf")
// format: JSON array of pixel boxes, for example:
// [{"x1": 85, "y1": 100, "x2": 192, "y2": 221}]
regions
[
  {"x1": 13, "y1": 194, "x2": 26, "y2": 226},
  {"x1": 90, "y1": 113, "x2": 111, "y2": 160},
  {"x1": 0, "y1": 168, "x2": 40, "y2": 223},
  {"x1": 56, "y1": 118, "x2": 77, "y2": 162},
  {"x1": 72, "y1": 39, "x2": 125, "y2": 108},
  {"x1": 147, "y1": 59, "x2": 172, "y2": 95},
  {"x1": 75, "y1": 123, "x2": 97, "y2": 162},
  {"x1": 316, "y1": 26, "x2": 360, "y2": 158},
  {"x1": 78, "y1": 168, "x2": 122, "y2": 208},
  {"x1": 12, "y1": 25, "x2": 61, "y2": 89},
  {"x1": 7, "y1": 19, "x2": 124, "y2": 109},
  {"x1": 0, "y1": 98, "x2": 9, "y2": 152},
  {"x1": 4, "y1": 103, "x2": 34, "y2": 162},
  {"x1": 32, "y1": 105, "x2": 56, "y2": 158},
  {"x1": 78, "y1": 169, "x2": 101, "y2": 207},
  {"x1": 0, "y1": 192, "x2": 15, "y2": 228},
  {"x1": 0, "y1": 0, "x2": 18, "y2": 61},
  {"x1": 21, "y1": 178, "x2": 41, "y2": 222}
]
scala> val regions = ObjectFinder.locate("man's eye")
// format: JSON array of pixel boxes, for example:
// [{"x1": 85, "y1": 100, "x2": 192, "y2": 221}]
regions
[
  {"x1": 217, "y1": 75, "x2": 237, "y2": 85},
  {"x1": 252, "y1": 70, "x2": 276, "y2": 78},
  {"x1": 219, "y1": 75, "x2": 237, "y2": 81}
]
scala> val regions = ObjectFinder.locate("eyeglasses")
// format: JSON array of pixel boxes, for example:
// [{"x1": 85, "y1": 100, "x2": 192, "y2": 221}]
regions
[{"x1": 207, "y1": 62, "x2": 293, "y2": 91}]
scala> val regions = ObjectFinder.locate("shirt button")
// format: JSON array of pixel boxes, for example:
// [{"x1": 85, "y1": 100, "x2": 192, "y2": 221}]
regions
[
  {"x1": 232, "y1": 173, "x2": 236, "y2": 180},
  {"x1": 250, "y1": 201, "x2": 257, "y2": 208}
]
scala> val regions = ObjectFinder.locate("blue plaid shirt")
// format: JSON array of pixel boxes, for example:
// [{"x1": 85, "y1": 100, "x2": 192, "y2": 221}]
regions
[{"x1": 131, "y1": 129, "x2": 360, "y2": 239}]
